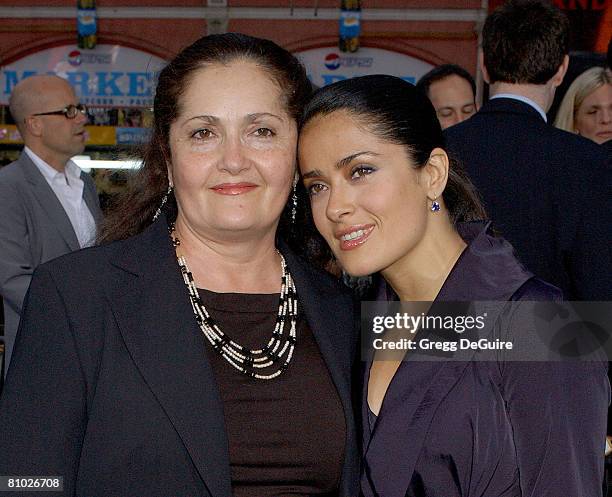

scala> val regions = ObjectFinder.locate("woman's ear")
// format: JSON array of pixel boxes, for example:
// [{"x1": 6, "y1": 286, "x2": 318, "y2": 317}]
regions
[{"x1": 423, "y1": 147, "x2": 449, "y2": 200}]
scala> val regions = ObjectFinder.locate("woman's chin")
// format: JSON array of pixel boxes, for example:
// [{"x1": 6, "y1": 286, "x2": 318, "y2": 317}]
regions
[
  {"x1": 338, "y1": 260, "x2": 378, "y2": 278},
  {"x1": 210, "y1": 216, "x2": 273, "y2": 235}
]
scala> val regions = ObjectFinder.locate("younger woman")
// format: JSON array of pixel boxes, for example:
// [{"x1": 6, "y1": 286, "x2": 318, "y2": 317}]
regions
[{"x1": 298, "y1": 75, "x2": 608, "y2": 497}]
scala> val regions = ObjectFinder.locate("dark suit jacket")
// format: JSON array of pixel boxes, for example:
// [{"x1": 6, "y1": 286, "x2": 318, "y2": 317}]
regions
[
  {"x1": 0, "y1": 151, "x2": 102, "y2": 369},
  {"x1": 0, "y1": 217, "x2": 359, "y2": 497},
  {"x1": 361, "y1": 222, "x2": 609, "y2": 497},
  {"x1": 444, "y1": 97, "x2": 611, "y2": 300}
]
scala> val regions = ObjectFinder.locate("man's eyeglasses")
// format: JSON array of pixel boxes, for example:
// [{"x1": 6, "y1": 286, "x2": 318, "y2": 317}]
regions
[{"x1": 32, "y1": 104, "x2": 87, "y2": 119}]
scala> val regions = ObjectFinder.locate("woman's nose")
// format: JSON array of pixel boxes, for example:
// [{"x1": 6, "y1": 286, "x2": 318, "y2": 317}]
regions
[
  {"x1": 325, "y1": 185, "x2": 355, "y2": 222},
  {"x1": 219, "y1": 136, "x2": 250, "y2": 174}
]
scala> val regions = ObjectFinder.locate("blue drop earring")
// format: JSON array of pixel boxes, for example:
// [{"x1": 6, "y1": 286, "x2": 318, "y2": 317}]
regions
[{"x1": 430, "y1": 195, "x2": 441, "y2": 212}]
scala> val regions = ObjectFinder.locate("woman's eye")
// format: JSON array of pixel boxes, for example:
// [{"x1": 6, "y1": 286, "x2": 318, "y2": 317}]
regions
[
  {"x1": 191, "y1": 128, "x2": 214, "y2": 140},
  {"x1": 253, "y1": 127, "x2": 275, "y2": 137},
  {"x1": 351, "y1": 166, "x2": 375, "y2": 179},
  {"x1": 306, "y1": 183, "x2": 327, "y2": 196}
]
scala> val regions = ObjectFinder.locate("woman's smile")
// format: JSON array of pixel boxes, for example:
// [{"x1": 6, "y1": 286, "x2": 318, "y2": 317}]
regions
[
  {"x1": 335, "y1": 224, "x2": 376, "y2": 250},
  {"x1": 210, "y1": 182, "x2": 258, "y2": 195}
]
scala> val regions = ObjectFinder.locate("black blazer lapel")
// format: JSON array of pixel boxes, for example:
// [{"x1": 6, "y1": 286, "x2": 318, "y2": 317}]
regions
[
  {"x1": 106, "y1": 219, "x2": 231, "y2": 497},
  {"x1": 280, "y1": 247, "x2": 359, "y2": 497},
  {"x1": 20, "y1": 153, "x2": 80, "y2": 251}
]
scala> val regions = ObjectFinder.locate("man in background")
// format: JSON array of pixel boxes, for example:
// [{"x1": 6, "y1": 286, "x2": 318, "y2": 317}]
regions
[
  {"x1": 416, "y1": 64, "x2": 478, "y2": 129},
  {"x1": 445, "y1": 0, "x2": 610, "y2": 301},
  {"x1": 0, "y1": 75, "x2": 102, "y2": 371}
]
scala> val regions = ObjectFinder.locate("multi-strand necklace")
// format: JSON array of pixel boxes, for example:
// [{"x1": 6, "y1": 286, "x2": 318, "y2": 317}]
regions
[{"x1": 171, "y1": 226, "x2": 298, "y2": 380}]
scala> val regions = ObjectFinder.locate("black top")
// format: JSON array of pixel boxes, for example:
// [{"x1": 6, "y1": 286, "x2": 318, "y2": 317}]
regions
[
  {"x1": 0, "y1": 216, "x2": 360, "y2": 497},
  {"x1": 199, "y1": 288, "x2": 346, "y2": 497}
]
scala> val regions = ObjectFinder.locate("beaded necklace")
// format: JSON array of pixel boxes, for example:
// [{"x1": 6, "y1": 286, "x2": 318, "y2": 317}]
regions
[{"x1": 171, "y1": 226, "x2": 298, "y2": 380}]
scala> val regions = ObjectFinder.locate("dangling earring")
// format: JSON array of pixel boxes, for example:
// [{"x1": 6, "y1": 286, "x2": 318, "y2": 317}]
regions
[
  {"x1": 153, "y1": 184, "x2": 173, "y2": 221},
  {"x1": 430, "y1": 195, "x2": 441, "y2": 212},
  {"x1": 291, "y1": 180, "x2": 298, "y2": 224}
]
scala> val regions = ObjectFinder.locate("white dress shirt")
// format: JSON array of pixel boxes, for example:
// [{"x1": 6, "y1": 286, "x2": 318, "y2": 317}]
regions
[
  {"x1": 490, "y1": 93, "x2": 548, "y2": 122},
  {"x1": 25, "y1": 147, "x2": 96, "y2": 248}
]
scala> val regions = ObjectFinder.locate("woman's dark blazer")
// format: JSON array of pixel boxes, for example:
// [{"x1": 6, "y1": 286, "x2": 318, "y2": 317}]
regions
[
  {"x1": 361, "y1": 222, "x2": 609, "y2": 497},
  {"x1": 0, "y1": 217, "x2": 360, "y2": 497}
]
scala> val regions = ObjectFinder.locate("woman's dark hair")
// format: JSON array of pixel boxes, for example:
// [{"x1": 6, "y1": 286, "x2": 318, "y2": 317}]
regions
[
  {"x1": 98, "y1": 33, "x2": 312, "y2": 246},
  {"x1": 300, "y1": 74, "x2": 487, "y2": 230}
]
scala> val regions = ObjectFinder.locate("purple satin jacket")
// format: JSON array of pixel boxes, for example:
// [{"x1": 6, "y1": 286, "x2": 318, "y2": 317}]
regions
[{"x1": 361, "y1": 222, "x2": 609, "y2": 497}]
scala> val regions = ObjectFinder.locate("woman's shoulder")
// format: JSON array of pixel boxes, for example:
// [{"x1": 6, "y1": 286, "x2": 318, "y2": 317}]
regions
[
  {"x1": 34, "y1": 226, "x2": 162, "y2": 301},
  {"x1": 509, "y1": 277, "x2": 563, "y2": 302},
  {"x1": 37, "y1": 235, "x2": 137, "y2": 280}
]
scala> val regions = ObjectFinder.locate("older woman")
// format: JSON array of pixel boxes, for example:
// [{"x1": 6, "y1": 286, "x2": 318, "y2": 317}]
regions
[
  {"x1": 0, "y1": 34, "x2": 358, "y2": 497},
  {"x1": 554, "y1": 66, "x2": 612, "y2": 144},
  {"x1": 298, "y1": 75, "x2": 608, "y2": 497}
]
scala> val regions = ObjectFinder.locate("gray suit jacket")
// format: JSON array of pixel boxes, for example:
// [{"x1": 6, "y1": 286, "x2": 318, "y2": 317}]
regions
[{"x1": 0, "y1": 151, "x2": 102, "y2": 369}]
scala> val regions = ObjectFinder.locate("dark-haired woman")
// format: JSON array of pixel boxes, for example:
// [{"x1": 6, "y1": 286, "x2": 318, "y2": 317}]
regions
[
  {"x1": 298, "y1": 75, "x2": 608, "y2": 497},
  {"x1": 0, "y1": 34, "x2": 358, "y2": 497}
]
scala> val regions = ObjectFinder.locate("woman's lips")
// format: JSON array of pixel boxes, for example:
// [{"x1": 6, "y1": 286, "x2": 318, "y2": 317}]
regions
[
  {"x1": 211, "y1": 183, "x2": 258, "y2": 195},
  {"x1": 336, "y1": 225, "x2": 375, "y2": 251}
]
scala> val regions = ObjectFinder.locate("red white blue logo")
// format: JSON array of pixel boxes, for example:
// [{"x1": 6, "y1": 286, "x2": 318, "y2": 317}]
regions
[
  {"x1": 68, "y1": 50, "x2": 82, "y2": 66},
  {"x1": 324, "y1": 53, "x2": 341, "y2": 70}
]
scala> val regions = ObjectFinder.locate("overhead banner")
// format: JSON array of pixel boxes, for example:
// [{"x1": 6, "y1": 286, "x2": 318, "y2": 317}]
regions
[
  {"x1": 296, "y1": 47, "x2": 434, "y2": 88},
  {"x1": 1, "y1": 44, "x2": 167, "y2": 107}
]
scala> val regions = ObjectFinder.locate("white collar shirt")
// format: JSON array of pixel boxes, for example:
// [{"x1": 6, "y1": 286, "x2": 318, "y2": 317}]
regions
[{"x1": 25, "y1": 146, "x2": 96, "y2": 248}]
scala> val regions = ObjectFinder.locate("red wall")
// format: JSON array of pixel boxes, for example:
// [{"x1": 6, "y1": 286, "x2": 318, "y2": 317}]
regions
[{"x1": 0, "y1": 1, "x2": 482, "y2": 74}]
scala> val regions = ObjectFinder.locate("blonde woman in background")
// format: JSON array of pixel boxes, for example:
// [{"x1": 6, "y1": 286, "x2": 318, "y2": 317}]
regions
[{"x1": 554, "y1": 66, "x2": 612, "y2": 144}]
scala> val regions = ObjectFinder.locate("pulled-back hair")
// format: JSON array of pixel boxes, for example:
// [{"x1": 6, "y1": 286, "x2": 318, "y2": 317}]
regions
[
  {"x1": 482, "y1": 0, "x2": 569, "y2": 85},
  {"x1": 300, "y1": 75, "x2": 486, "y2": 227},
  {"x1": 98, "y1": 33, "x2": 312, "y2": 245}
]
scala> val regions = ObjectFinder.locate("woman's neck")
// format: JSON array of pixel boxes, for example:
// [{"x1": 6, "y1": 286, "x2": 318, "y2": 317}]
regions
[
  {"x1": 382, "y1": 220, "x2": 466, "y2": 302},
  {"x1": 173, "y1": 217, "x2": 282, "y2": 294}
]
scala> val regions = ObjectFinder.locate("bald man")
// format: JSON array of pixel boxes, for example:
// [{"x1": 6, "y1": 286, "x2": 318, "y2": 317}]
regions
[{"x1": 0, "y1": 75, "x2": 102, "y2": 371}]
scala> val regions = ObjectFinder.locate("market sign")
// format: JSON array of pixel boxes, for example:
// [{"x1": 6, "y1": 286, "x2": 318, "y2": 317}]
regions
[
  {"x1": 295, "y1": 47, "x2": 435, "y2": 88},
  {"x1": 1, "y1": 44, "x2": 167, "y2": 107}
]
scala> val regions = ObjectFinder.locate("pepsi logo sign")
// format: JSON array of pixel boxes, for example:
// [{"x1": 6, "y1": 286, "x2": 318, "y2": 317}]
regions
[
  {"x1": 68, "y1": 50, "x2": 82, "y2": 67},
  {"x1": 324, "y1": 53, "x2": 340, "y2": 71}
]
